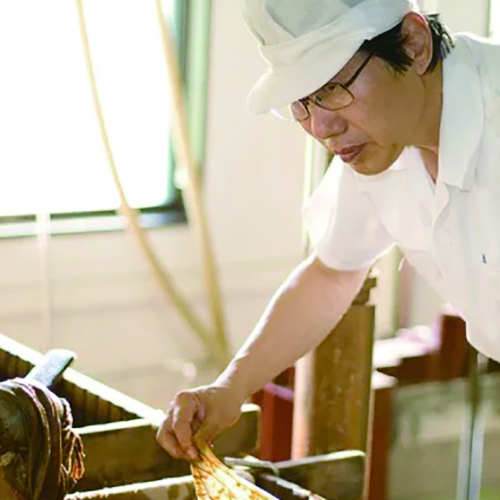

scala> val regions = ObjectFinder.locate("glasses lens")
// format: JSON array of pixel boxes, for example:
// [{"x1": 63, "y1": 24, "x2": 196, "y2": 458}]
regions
[{"x1": 317, "y1": 85, "x2": 353, "y2": 111}]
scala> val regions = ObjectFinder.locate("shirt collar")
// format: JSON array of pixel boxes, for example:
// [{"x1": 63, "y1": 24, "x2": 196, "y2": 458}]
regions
[{"x1": 438, "y1": 35, "x2": 484, "y2": 191}]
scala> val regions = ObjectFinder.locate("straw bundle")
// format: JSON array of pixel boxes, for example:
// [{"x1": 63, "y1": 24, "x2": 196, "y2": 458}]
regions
[{"x1": 191, "y1": 439, "x2": 280, "y2": 500}]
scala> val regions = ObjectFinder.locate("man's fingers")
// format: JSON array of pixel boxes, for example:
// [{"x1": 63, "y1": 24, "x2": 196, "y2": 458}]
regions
[
  {"x1": 195, "y1": 405, "x2": 206, "y2": 422},
  {"x1": 171, "y1": 394, "x2": 199, "y2": 459},
  {"x1": 156, "y1": 425, "x2": 185, "y2": 459},
  {"x1": 196, "y1": 418, "x2": 219, "y2": 444},
  {"x1": 156, "y1": 412, "x2": 188, "y2": 459}
]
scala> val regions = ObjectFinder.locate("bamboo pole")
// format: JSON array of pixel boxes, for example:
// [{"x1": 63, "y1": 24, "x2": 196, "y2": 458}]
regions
[
  {"x1": 74, "y1": 0, "x2": 228, "y2": 369},
  {"x1": 154, "y1": 0, "x2": 229, "y2": 361}
]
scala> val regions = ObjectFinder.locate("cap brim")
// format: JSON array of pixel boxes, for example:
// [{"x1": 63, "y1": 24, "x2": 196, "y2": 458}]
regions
[{"x1": 247, "y1": 38, "x2": 364, "y2": 114}]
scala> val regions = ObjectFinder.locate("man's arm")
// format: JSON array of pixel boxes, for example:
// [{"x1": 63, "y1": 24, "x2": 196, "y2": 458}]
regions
[
  {"x1": 216, "y1": 254, "x2": 369, "y2": 399},
  {"x1": 157, "y1": 254, "x2": 369, "y2": 459}
]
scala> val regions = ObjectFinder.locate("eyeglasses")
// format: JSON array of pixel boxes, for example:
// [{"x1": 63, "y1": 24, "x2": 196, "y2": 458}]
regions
[{"x1": 272, "y1": 53, "x2": 373, "y2": 122}]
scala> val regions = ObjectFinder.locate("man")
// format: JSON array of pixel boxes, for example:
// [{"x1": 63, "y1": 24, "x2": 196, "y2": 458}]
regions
[{"x1": 157, "y1": 0, "x2": 500, "y2": 461}]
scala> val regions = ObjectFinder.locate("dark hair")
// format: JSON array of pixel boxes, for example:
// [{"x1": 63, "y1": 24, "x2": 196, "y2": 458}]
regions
[{"x1": 360, "y1": 13, "x2": 454, "y2": 74}]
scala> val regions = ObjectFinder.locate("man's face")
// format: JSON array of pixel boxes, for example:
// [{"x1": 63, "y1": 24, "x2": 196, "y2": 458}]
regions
[{"x1": 299, "y1": 49, "x2": 429, "y2": 175}]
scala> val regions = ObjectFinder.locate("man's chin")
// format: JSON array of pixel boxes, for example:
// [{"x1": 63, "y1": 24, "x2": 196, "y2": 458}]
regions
[
  {"x1": 348, "y1": 148, "x2": 396, "y2": 176},
  {"x1": 350, "y1": 161, "x2": 389, "y2": 175}
]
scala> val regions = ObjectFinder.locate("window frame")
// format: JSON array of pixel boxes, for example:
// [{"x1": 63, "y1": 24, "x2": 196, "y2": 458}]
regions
[{"x1": 0, "y1": 0, "x2": 211, "y2": 238}]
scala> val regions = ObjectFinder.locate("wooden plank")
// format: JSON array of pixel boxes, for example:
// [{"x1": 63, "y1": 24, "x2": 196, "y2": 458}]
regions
[
  {"x1": 0, "y1": 333, "x2": 153, "y2": 425},
  {"x1": 0, "y1": 335, "x2": 261, "y2": 494},
  {"x1": 257, "y1": 474, "x2": 323, "y2": 500},
  {"x1": 212, "y1": 403, "x2": 261, "y2": 457},
  {"x1": 24, "y1": 348, "x2": 75, "y2": 386},
  {"x1": 77, "y1": 404, "x2": 260, "y2": 490},
  {"x1": 77, "y1": 419, "x2": 169, "y2": 491},
  {"x1": 367, "y1": 372, "x2": 397, "y2": 500},
  {"x1": 253, "y1": 382, "x2": 293, "y2": 461},
  {"x1": 67, "y1": 476, "x2": 194, "y2": 500},
  {"x1": 69, "y1": 451, "x2": 364, "y2": 500},
  {"x1": 352, "y1": 275, "x2": 377, "y2": 307},
  {"x1": 58, "y1": 369, "x2": 153, "y2": 424},
  {"x1": 274, "y1": 451, "x2": 365, "y2": 500}
]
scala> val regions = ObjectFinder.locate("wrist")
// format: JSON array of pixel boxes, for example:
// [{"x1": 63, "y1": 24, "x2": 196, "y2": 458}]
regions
[{"x1": 213, "y1": 364, "x2": 253, "y2": 403}]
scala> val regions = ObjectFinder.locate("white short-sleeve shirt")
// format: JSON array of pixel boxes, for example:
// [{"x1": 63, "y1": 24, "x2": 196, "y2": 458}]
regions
[{"x1": 302, "y1": 34, "x2": 500, "y2": 361}]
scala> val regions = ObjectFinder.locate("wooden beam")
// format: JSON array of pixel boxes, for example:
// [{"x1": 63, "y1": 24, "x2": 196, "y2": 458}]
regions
[
  {"x1": 366, "y1": 372, "x2": 397, "y2": 500},
  {"x1": 0, "y1": 333, "x2": 154, "y2": 425},
  {"x1": 67, "y1": 475, "x2": 194, "y2": 500},
  {"x1": 292, "y1": 295, "x2": 376, "y2": 456},
  {"x1": 274, "y1": 451, "x2": 365, "y2": 500},
  {"x1": 69, "y1": 451, "x2": 364, "y2": 500},
  {"x1": 257, "y1": 474, "x2": 324, "y2": 500},
  {"x1": 253, "y1": 382, "x2": 294, "y2": 461},
  {"x1": 77, "y1": 404, "x2": 260, "y2": 490},
  {"x1": 291, "y1": 276, "x2": 376, "y2": 499}
]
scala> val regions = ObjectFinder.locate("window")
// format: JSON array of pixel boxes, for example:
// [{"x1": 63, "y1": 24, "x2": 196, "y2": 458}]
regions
[{"x1": 0, "y1": 0, "x2": 207, "y2": 235}]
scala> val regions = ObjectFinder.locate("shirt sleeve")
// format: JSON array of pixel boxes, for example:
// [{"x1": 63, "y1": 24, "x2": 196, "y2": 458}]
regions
[{"x1": 302, "y1": 157, "x2": 395, "y2": 270}]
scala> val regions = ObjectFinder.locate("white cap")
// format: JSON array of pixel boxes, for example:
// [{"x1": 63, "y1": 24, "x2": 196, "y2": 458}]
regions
[{"x1": 243, "y1": 0, "x2": 420, "y2": 114}]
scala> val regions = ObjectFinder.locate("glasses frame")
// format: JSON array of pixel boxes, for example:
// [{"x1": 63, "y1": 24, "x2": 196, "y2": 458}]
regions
[{"x1": 290, "y1": 52, "x2": 374, "y2": 122}]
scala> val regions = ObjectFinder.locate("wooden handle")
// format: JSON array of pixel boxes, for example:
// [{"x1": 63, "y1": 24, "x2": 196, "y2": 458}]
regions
[{"x1": 24, "y1": 349, "x2": 76, "y2": 388}]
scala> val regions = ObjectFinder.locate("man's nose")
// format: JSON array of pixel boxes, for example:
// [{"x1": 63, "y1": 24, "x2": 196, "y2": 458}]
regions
[{"x1": 308, "y1": 105, "x2": 347, "y2": 140}]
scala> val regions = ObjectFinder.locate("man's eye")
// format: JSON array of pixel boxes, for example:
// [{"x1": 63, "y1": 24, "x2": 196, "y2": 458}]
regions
[{"x1": 312, "y1": 94, "x2": 324, "y2": 105}]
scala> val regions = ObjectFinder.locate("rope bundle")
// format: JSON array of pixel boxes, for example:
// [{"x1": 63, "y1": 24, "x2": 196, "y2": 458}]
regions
[{"x1": 0, "y1": 379, "x2": 84, "y2": 500}]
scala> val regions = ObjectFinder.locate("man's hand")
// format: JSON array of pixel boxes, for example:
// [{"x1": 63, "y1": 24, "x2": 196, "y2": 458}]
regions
[
  {"x1": 156, "y1": 384, "x2": 244, "y2": 461},
  {"x1": 156, "y1": 258, "x2": 368, "y2": 461}
]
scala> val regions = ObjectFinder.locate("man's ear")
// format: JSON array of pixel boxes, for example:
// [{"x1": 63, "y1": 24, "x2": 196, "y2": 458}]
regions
[{"x1": 401, "y1": 12, "x2": 433, "y2": 75}]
